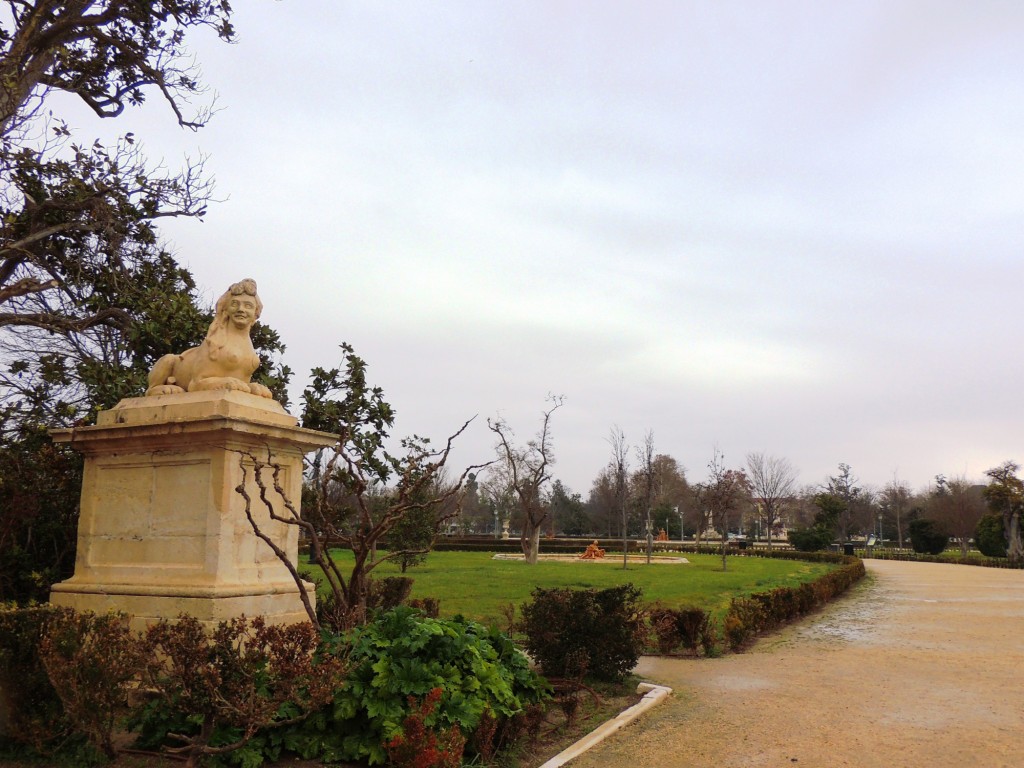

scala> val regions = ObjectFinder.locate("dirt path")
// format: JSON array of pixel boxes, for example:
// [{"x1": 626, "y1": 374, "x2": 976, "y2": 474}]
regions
[{"x1": 568, "y1": 560, "x2": 1024, "y2": 768}]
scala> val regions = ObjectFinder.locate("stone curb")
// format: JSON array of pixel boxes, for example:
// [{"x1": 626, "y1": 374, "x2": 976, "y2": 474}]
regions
[{"x1": 537, "y1": 681, "x2": 673, "y2": 768}]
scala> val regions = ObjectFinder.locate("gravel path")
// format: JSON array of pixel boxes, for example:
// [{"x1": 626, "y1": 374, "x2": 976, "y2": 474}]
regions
[{"x1": 567, "y1": 560, "x2": 1024, "y2": 768}]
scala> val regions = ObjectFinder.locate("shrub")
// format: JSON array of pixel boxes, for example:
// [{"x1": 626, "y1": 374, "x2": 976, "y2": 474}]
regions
[
  {"x1": 909, "y1": 519, "x2": 949, "y2": 555},
  {"x1": 788, "y1": 525, "x2": 834, "y2": 552},
  {"x1": 38, "y1": 610, "x2": 146, "y2": 759},
  {"x1": 366, "y1": 576, "x2": 414, "y2": 613},
  {"x1": 132, "y1": 615, "x2": 344, "y2": 767},
  {"x1": 384, "y1": 688, "x2": 466, "y2": 768},
  {"x1": 0, "y1": 604, "x2": 71, "y2": 755},
  {"x1": 408, "y1": 596, "x2": 441, "y2": 618},
  {"x1": 519, "y1": 584, "x2": 647, "y2": 682},
  {"x1": 647, "y1": 604, "x2": 682, "y2": 654},
  {"x1": 647, "y1": 604, "x2": 715, "y2": 656},
  {"x1": 291, "y1": 606, "x2": 549, "y2": 765},
  {"x1": 975, "y1": 514, "x2": 1007, "y2": 558}
]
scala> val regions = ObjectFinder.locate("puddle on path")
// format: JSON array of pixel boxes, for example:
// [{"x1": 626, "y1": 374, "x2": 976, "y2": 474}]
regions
[{"x1": 792, "y1": 578, "x2": 899, "y2": 645}]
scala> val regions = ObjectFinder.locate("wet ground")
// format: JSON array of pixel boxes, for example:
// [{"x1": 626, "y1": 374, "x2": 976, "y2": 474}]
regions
[{"x1": 566, "y1": 560, "x2": 1024, "y2": 768}]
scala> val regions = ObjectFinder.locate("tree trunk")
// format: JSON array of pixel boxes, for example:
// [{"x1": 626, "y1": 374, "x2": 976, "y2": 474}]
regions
[
  {"x1": 521, "y1": 522, "x2": 541, "y2": 564},
  {"x1": 1009, "y1": 510, "x2": 1022, "y2": 563}
]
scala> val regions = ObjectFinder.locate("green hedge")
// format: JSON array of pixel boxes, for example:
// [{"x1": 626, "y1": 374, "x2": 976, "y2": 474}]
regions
[{"x1": 723, "y1": 556, "x2": 866, "y2": 651}]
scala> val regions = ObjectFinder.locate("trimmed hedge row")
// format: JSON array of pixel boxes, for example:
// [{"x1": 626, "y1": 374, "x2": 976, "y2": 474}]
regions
[
  {"x1": 723, "y1": 556, "x2": 866, "y2": 650},
  {"x1": 855, "y1": 549, "x2": 1024, "y2": 569}
]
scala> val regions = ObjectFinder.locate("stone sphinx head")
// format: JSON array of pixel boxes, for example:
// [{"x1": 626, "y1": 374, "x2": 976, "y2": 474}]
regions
[{"x1": 211, "y1": 278, "x2": 263, "y2": 336}]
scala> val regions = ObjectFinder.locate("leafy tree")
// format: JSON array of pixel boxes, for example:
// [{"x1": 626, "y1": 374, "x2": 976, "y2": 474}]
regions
[
  {"x1": 826, "y1": 463, "x2": 861, "y2": 542},
  {"x1": 388, "y1": 473, "x2": 459, "y2": 573},
  {"x1": 975, "y1": 513, "x2": 1007, "y2": 558},
  {"x1": 239, "y1": 345, "x2": 482, "y2": 630},
  {"x1": 487, "y1": 396, "x2": 564, "y2": 564},
  {"x1": 787, "y1": 492, "x2": 842, "y2": 552},
  {"x1": 982, "y1": 461, "x2": 1024, "y2": 563},
  {"x1": 457, "y1": 472, "x2": 491, "y2": 534},
  {"x1": 908, "y1": 518, "x2": 949, "y2": 556},
  {"x1": 549, "y1": 480, "x2": 588, "y2": 536},
  {"x1": 585, "y1": 466, "x2": 619, "y2": 538},
  {"x1": 1, "y1": 0, "x2": 233, "y2": 335},
  {"x1": 787, "y1": 525, "x2": 834, "y2": 552}
]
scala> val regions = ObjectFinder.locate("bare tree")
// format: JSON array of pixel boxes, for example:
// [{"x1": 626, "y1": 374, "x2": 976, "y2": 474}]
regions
[
  {"x1": 636, "y1": 431, "x2": 656, "y2": 563},
  {"x1": 608, "y1": 426, "x2": 630, "y2": 569},
  {"x1": 695, "y1": 448, "x2": 752, "y2": 571},
  {"x1": 488, "y1": 395, "x2": 564, "y2": 564},
  {"x1": 879, "y1": 475, "x2": 912, "y2": 549},
  {"x1": 688, "y1": 483, "x2": 711, "y2": 550},
  {"x1": 745, "y1": 452, "x2": 797, "y2": 550}
]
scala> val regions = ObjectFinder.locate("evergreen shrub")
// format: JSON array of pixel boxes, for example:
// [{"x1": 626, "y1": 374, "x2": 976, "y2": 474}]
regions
[
  {"x1": 975, "y1": 514, "x2": 1007, "y2": 558},
  {"x1": 788, "y1": 525, "x2": 834, "y2": 552},
  {"x1": 908, "y1": 519, "x2": 949, "y2": 555},
  {"x1": 519, "y1": 584, "x2": 647, "y2": 681}
]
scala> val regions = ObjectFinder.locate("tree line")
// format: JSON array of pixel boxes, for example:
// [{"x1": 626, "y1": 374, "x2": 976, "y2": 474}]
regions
[{"x1": 465, "y1": 407, "x2": 1024, "y2": 566}]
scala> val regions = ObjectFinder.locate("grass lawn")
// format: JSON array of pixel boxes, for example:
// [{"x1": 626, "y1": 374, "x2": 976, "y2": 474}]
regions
[{"x1": 305, "y1": 550, "x2": 835, "y2": 628}]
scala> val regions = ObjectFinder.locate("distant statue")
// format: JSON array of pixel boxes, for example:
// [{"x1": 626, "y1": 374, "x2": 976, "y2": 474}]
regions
[
  {"x1": 146, "y1": 278, "x2": 273, "y2": 398},
  {"x1": 656, "y1": 528, "x2": 669, "y2": 542},
  {"x1": 579, "y1": 540, "x2": 606, "y2": 560}
]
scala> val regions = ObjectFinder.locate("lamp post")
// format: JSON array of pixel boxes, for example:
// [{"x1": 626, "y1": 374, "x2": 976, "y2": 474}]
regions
[
  {"x1": 675, "y1": 505, "x2": 683, "y2": 544},
  {"x1": 878, "y1": 512, "x2": 884, "y2": 547}
]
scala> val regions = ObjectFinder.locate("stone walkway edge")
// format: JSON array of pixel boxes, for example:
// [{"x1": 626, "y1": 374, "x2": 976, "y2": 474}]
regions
[{"x1": 538, "y1": 682, "x2": 673, "y2": 768}]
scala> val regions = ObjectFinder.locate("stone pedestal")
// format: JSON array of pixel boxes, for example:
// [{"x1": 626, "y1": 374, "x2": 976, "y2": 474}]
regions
[{"x1": 49, "y1": 391, "x2": 336, "y2": 630}]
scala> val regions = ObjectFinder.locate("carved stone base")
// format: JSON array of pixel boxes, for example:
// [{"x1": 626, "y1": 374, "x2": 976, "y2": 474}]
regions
[{"x1": 49, "y1": 391, "x2": 336, "y2": 631}]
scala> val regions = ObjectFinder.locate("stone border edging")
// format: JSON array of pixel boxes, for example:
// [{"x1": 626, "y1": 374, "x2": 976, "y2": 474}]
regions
[{"x1": 537, "y1": 681, "x2": 672, "y2": 768}]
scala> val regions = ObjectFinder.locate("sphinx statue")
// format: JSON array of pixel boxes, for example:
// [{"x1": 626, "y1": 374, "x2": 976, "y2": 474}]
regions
[{"x1": 146, "y1": 278, "x2": 273, "y2": 398}]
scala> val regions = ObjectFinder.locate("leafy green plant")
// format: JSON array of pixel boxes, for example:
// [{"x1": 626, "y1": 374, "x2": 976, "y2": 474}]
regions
[
  {"x1": 519, "y1": 584, "x2": 647, "y2": 682},
  {"x1": 290, "y1": 606, "x2": 548, "y2": 765}
]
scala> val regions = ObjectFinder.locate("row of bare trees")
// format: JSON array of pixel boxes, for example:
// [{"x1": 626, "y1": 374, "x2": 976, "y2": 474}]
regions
[{"x1": 479, "y1": 408, "x2": 1022, "y2": 563}]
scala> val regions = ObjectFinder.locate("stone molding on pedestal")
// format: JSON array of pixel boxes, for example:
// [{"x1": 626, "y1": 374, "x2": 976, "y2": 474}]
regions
[{"x1": 49, "y1": 390, "x2": 336, "y2": 630}]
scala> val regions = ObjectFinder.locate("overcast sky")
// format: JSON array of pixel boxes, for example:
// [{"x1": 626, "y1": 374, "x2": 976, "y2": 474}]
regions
[{"x1": 88, "y1": 1, "x2": 1024, "y2": 495}]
